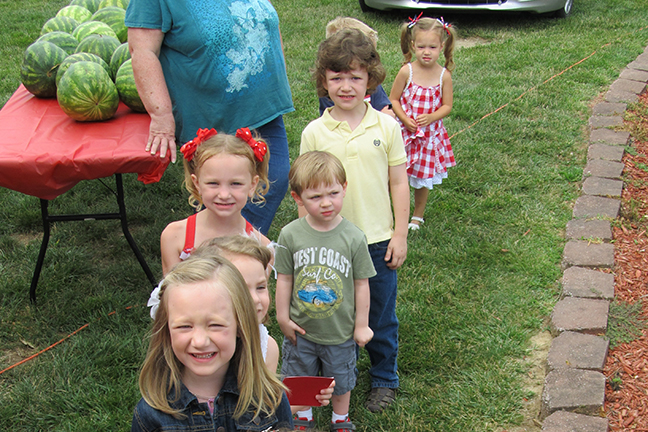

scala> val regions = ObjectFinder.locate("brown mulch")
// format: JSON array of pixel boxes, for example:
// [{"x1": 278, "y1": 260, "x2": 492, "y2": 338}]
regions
[{"x1": 603, "y1": 91, "x2": 648, "y2": 431}]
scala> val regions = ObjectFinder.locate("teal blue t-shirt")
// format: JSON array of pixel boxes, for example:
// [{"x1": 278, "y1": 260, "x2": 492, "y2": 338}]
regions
[{"x1": 125, "y1": 0, "x2": 294, "y2": 143}]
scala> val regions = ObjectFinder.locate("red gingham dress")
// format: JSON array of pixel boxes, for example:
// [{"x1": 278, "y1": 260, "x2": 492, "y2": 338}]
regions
[{"x1": 398, "y1": 63, "x2": 456, "y2": 190}]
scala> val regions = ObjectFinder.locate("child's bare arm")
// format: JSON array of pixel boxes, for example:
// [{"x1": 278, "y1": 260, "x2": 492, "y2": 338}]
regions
[
  {"x1": 380, "y1": 105, "x2": 396, "y2": 118},
  {"x1": 265, "y1": 335, "x2": 280, "y2": 373},
  {"x1": 389, "y1": 67, "x2": 417, "y2": 132},
  {"x1": 385, "y1": 163, "x2": 409, "y2": 269},
  {"x1": 276, "y1": 273, "x2": 305, "y2": 345},
  {"x1": 160, "y1": 221, "x2": 183, "y2": 275},
  {"x1": 353, "y1": 278, "x2": 373, "y2": 347},
  {"x1": 416, "y1": 71, "x2": 453, "y2": 127}
]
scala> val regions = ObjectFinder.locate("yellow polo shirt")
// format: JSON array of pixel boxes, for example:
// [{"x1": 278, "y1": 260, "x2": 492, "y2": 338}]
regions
[{"x1": 300, "y1": 103, "x2": 406, "y2": 244}]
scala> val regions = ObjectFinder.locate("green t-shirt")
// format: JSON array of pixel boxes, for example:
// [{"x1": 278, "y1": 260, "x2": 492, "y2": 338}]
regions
[{"x1": 275, "y1": 218, "x2": 376, "y2": 345}]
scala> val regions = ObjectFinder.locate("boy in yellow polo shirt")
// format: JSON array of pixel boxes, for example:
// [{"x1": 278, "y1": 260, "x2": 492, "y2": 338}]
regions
[{"x1": 300, "y1": 28, "x2": 409, "y2": 413}]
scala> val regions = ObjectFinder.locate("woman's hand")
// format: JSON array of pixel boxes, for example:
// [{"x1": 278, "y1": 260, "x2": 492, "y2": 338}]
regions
[{"x1": 147, "y1": 112, "x2": 177, "y2": 162}]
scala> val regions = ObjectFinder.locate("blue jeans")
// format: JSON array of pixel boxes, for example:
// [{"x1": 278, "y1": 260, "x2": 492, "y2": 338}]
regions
[
  {"x1": 242, "y1": 115, "x2": 290, "y2": 235},
  {"x1": 365, "y1": 240, "x2": 399, "y2": 388}
]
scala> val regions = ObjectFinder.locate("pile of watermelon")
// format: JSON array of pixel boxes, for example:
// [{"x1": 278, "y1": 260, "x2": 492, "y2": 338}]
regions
[{"x1": 20, "y1": 0, "x2": 146, "y2": 122}]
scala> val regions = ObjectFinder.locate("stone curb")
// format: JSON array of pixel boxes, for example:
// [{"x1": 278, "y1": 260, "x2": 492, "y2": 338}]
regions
[
  {"x1": 540, "y1": 45, "x2": 648, "y2": 430},
  {"x1": 582, "y1": 159, "x2": 624, "y2": 179},
  {"x1": 542, "y1": 411, "x2": 608, "y2": 432},
  {"x1": 572, "y1": 195, "x2": 620, "y2": 219},
  {"x1": 562, "y1": 240, "x2": 614, "y2": 269},
  {"x1": 547, "y1": 332, "x2": 609, "y2": 371},
  {"x1": 565, "y1": 219, "x2": 613, "y2": 241}
]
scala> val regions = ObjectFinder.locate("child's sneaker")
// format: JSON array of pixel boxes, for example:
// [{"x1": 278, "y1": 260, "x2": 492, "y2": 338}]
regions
[
  {"x1": 330, "y1": 418, "x2": 356, "y2": 432},
  {"x1": 293, "y1": 416, "x2": 315, "y2": 431}
]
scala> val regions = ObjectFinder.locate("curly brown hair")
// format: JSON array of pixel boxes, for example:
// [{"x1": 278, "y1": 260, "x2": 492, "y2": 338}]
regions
[{"x1": 313, "y1": 27, "x2": 386, "y2": 98}]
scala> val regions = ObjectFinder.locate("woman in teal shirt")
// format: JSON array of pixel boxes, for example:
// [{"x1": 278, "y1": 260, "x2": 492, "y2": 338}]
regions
[{"x1": 126, "y1": 0, "x2": 294, "y2": 234}]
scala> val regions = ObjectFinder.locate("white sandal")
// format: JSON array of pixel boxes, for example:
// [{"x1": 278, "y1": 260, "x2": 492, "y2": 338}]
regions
[{"x1": 408, "y1": 216, "x2": 424, "y2": 231}]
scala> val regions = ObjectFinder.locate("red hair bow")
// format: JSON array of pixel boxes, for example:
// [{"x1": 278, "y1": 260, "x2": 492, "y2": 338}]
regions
[
  {"x1": 236, "y1": 127, "x2": 267, "y2": 162},
  {"x1": 180, "y1": 128, "x2": 218, "y2": 161}
]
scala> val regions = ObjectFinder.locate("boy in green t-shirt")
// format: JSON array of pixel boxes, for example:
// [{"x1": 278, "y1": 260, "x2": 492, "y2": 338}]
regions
[{"x1": 275, "y1": 151, "x2": 376, "y2": 432}]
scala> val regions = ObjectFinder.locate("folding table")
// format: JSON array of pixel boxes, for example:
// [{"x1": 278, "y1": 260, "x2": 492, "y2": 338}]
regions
[{"x1": 0, "y1": 86, "x2": 170, "y2": 303}]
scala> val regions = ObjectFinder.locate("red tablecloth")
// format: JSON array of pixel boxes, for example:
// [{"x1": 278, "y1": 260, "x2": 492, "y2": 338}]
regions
[{"x1": 0, "y1": 86, "x2": 170, "y2": 200}]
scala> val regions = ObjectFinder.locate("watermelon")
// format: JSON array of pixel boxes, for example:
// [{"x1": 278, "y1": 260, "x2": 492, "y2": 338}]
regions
[
  {"x1": 91, "y1": 7, "x2": 127, "y2": 43},
  {"x1": 75, "y1": 33, "x2": 121, "y2": 65},
  {"x1": 115, "y1": 60, "x2": 145, "y2": 112},
  {"x1": 72, "y1": 20, "x2": 117, "y2": 42},
  {"x1": 57, "y1": 5, "x2": 92, "y2": 23},
  {"x1": 110, "y1": 42, "x2": 130, "y2": 78},
  {"x1": 20, "y1": 41, "x2": 68, "y2": 98},
  {"x1": 98, "y1": 0, "x2": 129, "y2": 10},
  {"x1": 56, "y1": 52, "x2": 110, "y2": 86},
  {"x1": 57, "y1": 61, "x2": 119, "y2": 121},
  {"x1": 36, "y1": 31, "x2": 79, "y2": 55},
  {"x1": 70, "y1": 0, "x2": 102, "y2": 14},
  {"x1": 41, "y1": 16, "x2": 79, "y2": 36}
]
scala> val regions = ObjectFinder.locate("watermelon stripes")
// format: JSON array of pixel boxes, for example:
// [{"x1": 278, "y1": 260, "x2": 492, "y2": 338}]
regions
[{"x1": 57, "y1": 61, "x2": 119, "y2": 121}]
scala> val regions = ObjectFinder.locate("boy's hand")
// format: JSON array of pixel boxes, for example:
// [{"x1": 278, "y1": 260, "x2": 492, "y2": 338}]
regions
[
  {"x1": 354, "y1": 326, "x2": 374, "y2": 347},
  {"x1": 278, "y1": 319, "x2": 306, "y2": 345},
  {"x1": 384, "y1": 234, "x2": 407, "y2": 269},
  {"x1": 315, "y1": 380, "x2": 336, "y2": 407}
]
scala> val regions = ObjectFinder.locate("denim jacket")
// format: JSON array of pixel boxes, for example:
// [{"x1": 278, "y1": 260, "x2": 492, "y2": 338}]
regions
[{"x1": 131, "y1": 369, "x2": 293, "y2": 432}]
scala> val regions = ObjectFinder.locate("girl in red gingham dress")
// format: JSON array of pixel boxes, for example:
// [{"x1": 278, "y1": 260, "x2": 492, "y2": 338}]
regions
[{"x1": 389, "y1": 15, "x2": 457, "y2": 230}]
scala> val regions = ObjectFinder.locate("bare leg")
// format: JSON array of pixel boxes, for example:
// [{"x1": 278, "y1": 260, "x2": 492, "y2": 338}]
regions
[
  {"x1": 332, "y1": 392, "x2": 351, "y2": 416},
  {"x1": 411, "y1": 187, "x2": 429, "y2": 226}
]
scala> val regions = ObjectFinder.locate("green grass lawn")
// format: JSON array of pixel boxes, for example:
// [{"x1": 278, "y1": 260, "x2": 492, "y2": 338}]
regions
[{"x1": 1, "y1": 0, "x2": 647, "y2": 430}]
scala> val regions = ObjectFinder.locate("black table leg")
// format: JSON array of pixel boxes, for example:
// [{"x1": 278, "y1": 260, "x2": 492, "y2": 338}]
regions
[
  {"x1": 29, "y1": 199, "x2": 52, "y2": 303},
  {"x1": 29, "y1": 174, "x2": 157, "y2": 304},
  {"x1": 114, "y1": 174, "x2": 156, "y2": 287}
]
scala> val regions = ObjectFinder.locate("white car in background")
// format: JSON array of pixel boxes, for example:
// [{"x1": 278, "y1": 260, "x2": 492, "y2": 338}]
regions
[{"x1": 359, "y1": 0, "x2": 573, "y2": 18}]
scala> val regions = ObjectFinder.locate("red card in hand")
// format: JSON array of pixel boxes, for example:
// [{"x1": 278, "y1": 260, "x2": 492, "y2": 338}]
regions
[{"x1": 282, "y1": 376, "x2": 334, "y2": 406}]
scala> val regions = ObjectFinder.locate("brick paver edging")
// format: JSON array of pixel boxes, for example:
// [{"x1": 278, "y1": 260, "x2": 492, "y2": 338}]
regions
[{"x1": 540, "y1": 45, "x2": 648, "y2": 431}]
